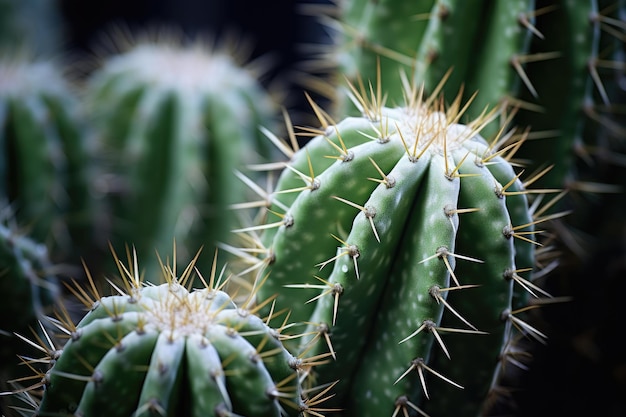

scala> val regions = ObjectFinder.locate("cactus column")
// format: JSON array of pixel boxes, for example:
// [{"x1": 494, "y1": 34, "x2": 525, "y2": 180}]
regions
[
  {"x1": 235, "y1": 78, "x2": 559, "y2": 416},
  {"x1": 0, "y1": 53, "x2": 93, "y2": 263}
]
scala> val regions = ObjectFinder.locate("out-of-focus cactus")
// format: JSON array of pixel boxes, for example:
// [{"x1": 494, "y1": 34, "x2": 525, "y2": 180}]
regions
[
  {"x1": 0, "y1": 214, "x2": 61, "y2": 416},
  {"x1": 0, "y1": 52, "x2": 94, "y2": 263},
  {"x1": 84, "y1": 33, "x2": 282, "y2": 283}
]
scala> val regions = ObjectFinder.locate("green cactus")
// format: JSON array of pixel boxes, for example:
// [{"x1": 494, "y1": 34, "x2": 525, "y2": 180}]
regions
[
  {"x1": 312, "y1": 0, "x2": 546, "y2": 141},
  {"x1": 0, "y1": 214, "x2": 61, "y2": 416},
  {"x1": 0, "y1": 52, "x2": 94, "y2": 263},
  {"x1": 85, "y1": 34, "x2": 281, "y2": 283},
  {"x1": 232, "y1": 73, "x2": 564, "y2": 416},
  {"x1": 512, "y1": 0, "x2": 626, "y2": 216},
  {"x1": 13, "y1": 248, "x2": 329, "y2": 417}
]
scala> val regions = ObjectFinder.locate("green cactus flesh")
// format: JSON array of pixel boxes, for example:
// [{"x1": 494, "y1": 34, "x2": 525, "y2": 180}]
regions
[
  {"x1": 31, "y1": 251, "x2": 314, "y2": 417},
  {"x1": 237, "y1": 81, "x2": 557, "y2": 416}
]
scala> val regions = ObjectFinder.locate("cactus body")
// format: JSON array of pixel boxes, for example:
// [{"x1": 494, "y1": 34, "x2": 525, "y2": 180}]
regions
[
  {"x1": 0, "y1": 54, "x2": 93, "y2": 262},
  {"x1": 34, "y1": 253, "x2": 309, "y2": 417},
  {"x1": 86, "y1": 39, "x2": 279, "y2": 282},
  {"x1": 239, "y1": 80, "x2": 554, "y2": 416},
  {"x1": 514, "y1": 0, "x2": 625, "y2": 197}
]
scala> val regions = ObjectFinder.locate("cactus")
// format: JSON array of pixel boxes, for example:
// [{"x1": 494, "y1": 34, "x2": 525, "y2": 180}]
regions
[
  {"x1": 232, "y1": 72, "x2": 564, "y2": 417},
  {"x1": 85, "y1": 33, "x2": 281, "y2": 283},
  {"x1": 0, "y1": 52, "x2": 94, "y2": 263},
  {"x1": 309, "y1": 0, "x2": 546, "y2": 141},
  {"x1": 511, "y1": 0, "x2": 626, "y2": 230},
  {"x1": 10, "y1": 248, "x2": 331, "y2": 417},
  {"x1": 0, "y1": 212, "x2": 61, "y2": 416}
]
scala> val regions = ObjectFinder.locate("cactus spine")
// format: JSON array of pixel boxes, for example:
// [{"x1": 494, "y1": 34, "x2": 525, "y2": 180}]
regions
[
  {"x1": 234, "y1": 74, "x2": 561, "y2": 416},
  {"x1": 85, "y1": 35, "x2": 280, "y2": 282}
]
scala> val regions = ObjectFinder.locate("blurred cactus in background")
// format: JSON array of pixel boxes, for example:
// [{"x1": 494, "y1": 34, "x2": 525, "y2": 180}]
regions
[
  {"x1": 0, "y1": 214, "x2": 62, "y2": 416},
  {"x1": 0, "y1": 52, "x2": 95, "y2": 265},
  {"x1": 82, "y1": 29, "x2": 281, "y2": 283}
]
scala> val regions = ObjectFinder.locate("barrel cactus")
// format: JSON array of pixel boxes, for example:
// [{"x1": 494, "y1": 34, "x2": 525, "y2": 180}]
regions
[
  {"x1": 84, "y1": 33, "x2": 281, "y2": 283},
  {"x1": 12, "y1": 248, "x2": 330, "y2": 417},
  {"x1": 0, "y1": 52, "x2": 93, "y2": 263},
  {"x1": 231, "y1": 71, "x2": 564, "y2": 416}
]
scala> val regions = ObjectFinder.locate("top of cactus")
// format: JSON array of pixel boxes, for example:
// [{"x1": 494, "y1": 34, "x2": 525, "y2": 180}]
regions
[
  {"x1": 389, "y1": 107, "x2": 482, "y2": 154},
  {"x1": 137, "y1": 282, "x2": 239, "y2": 338},
  {"x1": 107, "y1": 44, "x2": 244, "y2": 91},
  {"x1": 340, "y1": 69, "x2": 498, "y2": 160},
  {"x1": 90, "y1": 40, "x2": 265, "y2": 97}
]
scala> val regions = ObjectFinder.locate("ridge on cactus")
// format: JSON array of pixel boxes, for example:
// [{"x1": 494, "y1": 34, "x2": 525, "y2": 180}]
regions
[
  {"x1": 83, "y1": 27, "x2": 283, "y2": 284},
  {"x1": 3, "y1": 246, "x2": 337, "y2": 417},
  {"x1": 229, "y1": 68, "x2": 569, "y2": 416}
]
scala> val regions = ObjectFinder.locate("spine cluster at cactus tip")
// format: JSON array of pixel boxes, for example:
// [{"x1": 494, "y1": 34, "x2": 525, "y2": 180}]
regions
[
  {"x1": 231, "y1": 73, "x2": 564, "y2": 417},
  {"x1": 8, "y1": 249, "x2": 334, "y2": 417}
]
